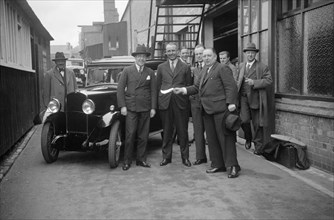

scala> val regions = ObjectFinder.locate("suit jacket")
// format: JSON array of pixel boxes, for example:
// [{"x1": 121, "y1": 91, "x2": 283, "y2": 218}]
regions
[
  {"x1": 117, "y1": 64, "x2": 157, "y2": 112},
  {"x1": 187, "y1": 61, "x2": 238, "y2": 115},
  {"x1": 237, "y1": 60, "x2": 272, "y2": 126},
  {"x1": 43, "y1": 66, "x2": 77, "y2": 109},
  {"x1": 156, "y1": 58, "x2": 192, "y2": 110},
  {"x1": 189, "y1": 65, "x2": 204, "y2": 108},
  {"x1": 227, "y1": 61, "x2": 238, "y2": 82}
]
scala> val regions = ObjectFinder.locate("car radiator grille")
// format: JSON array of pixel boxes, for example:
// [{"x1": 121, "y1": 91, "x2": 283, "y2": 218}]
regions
[{"x1": 67, "y1": 93, "x2": 87, "y2": 133}]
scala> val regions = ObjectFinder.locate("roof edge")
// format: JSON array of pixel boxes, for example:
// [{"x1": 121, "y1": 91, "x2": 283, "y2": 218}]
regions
[{"x1": 19, "y1": 0, "x2": 54, "y2": 40}]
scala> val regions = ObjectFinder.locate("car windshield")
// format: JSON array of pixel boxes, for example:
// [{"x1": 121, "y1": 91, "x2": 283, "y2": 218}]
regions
[
  {"x1": 66, "y1": 60, "x2": 84, "y2": 67},
  {"x1": 86, "y1": 67, "x2": 123, "y2": 86}
]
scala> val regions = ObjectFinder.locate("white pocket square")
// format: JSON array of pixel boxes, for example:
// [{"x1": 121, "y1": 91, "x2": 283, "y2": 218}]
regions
[{"x1": 146, "y1": 76, "x2": 151, "y2": 80}]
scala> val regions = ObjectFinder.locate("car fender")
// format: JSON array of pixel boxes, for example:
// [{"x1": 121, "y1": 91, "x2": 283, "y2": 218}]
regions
[
  {"x1": 97, "y1": 111, "x2": 121, "y2": 128},
  {"x1": 43, "y1": 112, "x2": 66, "y2": 134}
]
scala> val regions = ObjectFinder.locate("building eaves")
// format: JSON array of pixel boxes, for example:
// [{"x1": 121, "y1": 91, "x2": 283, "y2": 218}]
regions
[
  {"x1": 18, "y1": 0, "x2": 53, "y2": 40},
  {"x1": 120, "y1": 0, "x2": 131, "y2": 22}
]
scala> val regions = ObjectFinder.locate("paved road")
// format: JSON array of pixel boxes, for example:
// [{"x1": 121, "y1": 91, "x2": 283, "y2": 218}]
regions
[{"x1": 0, "y1": 125, "x2": 333, "y2": 219}]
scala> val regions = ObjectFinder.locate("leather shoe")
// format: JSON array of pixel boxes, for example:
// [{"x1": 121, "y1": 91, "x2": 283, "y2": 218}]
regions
[
  {"x1": 245, "y1": 141, "x2": 251, "y2": 150},
  {"x1": 122, "y1": 163, "x2": 130, "y2": 171},
  {"x1": 228, "y1": 166, "x2": 240, "y2": 178},
  {"x1": 136, "y1": 161, "x2": 151, "y2": 168},
  {"x1": 254, "y1": 150, "x2": 262, "y2": 155},
  {"x1": 182, "y1": 159, "x2": 191, "y2": 167},
  {"x1": 193, "y1": 158, "x2": 207, "y2": 165},
  {"x1": 206, "y1": 167, "x2": 226, "y2": 173},
  {"x1": 160, "y1": 159, "x2": 171, "y2": 166}
]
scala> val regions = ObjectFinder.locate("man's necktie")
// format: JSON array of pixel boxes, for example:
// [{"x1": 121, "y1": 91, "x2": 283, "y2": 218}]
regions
[
  {"x1": 246, "y1": 64, "x2": 250, "y2": 73},
  {"x1": 203, "y1": 67, "x2": 210, "y2": 80},
  {"x1": 59, "y1": 68, "x2": 64, "y2": 77},
  {"x1": 171, "y1": 61, "x2": 175, "y2": 73},
  {"x1": 198, "y1": 62, "x2": 202, "y2": 71},
  {"x1": 200, "y1": 67, "x2": 210, "y2": 88},
  {"x1": 139, "y1": 66, "x2": 143, "y2": 74}
]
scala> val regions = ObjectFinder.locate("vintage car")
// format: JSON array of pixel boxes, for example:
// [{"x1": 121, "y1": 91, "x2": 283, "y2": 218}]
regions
[{"x1": 41, "y1": 56, "x2": 165, "y2": 168}]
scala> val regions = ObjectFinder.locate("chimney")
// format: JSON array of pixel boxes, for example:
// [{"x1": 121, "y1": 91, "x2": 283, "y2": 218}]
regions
[{"x1": 104, "y1": 0, "x2": 119, "y2": 23}]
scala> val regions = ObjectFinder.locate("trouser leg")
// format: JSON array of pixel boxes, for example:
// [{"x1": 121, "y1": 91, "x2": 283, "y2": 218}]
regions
[
  {"x1": 124, "y1": 111, "x2": 138, "y2": 164},
  {"x1": 251, "y1": 109, "x2": 264, "y2": 151},
  {"x1": 240, "y1": 96, "x2": 252, "y2": 142},
  {"x1": 136, "y1": 111, "x2": 150, "y2": 162},
  {"x1": 172, "y1": 101, "x2": 189, "y2": 160},
  {"x1": 215, "y1": 112, "x2": 238, "y2": 168},
  {"x1": 203, "y1": 112, "x2": 225, "y2": 168},
  {"x1": 191, "y1": 104, "x2": 206, "y2": 160},
  {"x1": 160, "y1": 108, "x2": 174, "y2": 160}
]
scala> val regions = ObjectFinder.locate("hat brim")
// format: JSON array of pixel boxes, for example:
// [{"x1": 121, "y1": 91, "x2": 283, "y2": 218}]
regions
[
  {"x1": 52, "y1": 57, "x2": 68, "y2": 61},
  {"x1": 132, "y1": 52, "x2": 151, "y2": 57},
  {"x1": 243, "y1": 48, "x2": 259, "y2": 53},
  {"x1": 224, "y1": 112, "x2": 242, "y2": 132}
]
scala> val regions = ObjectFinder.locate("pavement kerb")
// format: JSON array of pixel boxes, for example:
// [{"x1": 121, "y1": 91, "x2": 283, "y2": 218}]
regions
[
  {"x1": 268, "y1": 160, "x2": 334, "y2": 198},
  {"x1": 0, "y1": 125, "x2": 38, "y2": 183},
  {"x1": 236, "y1": 137, "x2": 334, "y2": 199}
]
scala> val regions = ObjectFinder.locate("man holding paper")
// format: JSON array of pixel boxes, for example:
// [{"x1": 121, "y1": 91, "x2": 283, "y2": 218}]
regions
[
  {"x1": 173, "y1": 48, "x2": 241, "y2": 178},
  {"x1": 156, "y1": 43, "x2": 193, "y2": 167}
]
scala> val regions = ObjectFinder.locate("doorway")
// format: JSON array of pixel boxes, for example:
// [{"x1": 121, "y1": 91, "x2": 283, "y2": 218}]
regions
[{"x1": 212, "y1": 4, "x2": 238, "y2": 62}]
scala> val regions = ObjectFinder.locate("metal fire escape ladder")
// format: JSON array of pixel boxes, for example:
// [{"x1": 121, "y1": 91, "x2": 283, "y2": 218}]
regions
[{"x1": 151, "y1": 4, "x2": 205, "y2": 59}]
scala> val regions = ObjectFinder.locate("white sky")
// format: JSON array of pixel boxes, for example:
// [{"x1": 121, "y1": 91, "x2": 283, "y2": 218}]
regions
[{"x1": 27, "y1": 0, "x2": 129, "y2": 47}]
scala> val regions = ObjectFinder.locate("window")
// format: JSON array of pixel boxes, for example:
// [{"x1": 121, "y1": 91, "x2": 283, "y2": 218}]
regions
[
  {"x1": 277, "y1": 1, "x2": 334, "y2": 98},
  {"x1": 282, "y1": 0, "x2": 302, "y2": 13},
  {"x1": 0, "y1": 0, "x2": 32, "y2": 70},
  {"x1": 282, "y1": 0, "x2": 332, "y2": 14},
  {"x1": 240, "y1": 0, "x2": 269, "y2": 63}
]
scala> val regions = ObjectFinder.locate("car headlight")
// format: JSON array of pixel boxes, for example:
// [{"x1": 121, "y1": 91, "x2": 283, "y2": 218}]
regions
[
  {"x1": 109, "y1": 105, "x2": 115, "y2": 111},
  {"x1": 82, "y1": 99, "x2": 95, "y2": 114},
  {"x1": 47, "y1": 98, "x2": 60, "y2": 113}
]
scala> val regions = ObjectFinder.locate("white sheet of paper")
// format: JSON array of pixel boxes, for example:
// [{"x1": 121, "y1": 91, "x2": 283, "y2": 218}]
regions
[{"x1": 160, "y1": 88, "x2": 174, "y2": 94}]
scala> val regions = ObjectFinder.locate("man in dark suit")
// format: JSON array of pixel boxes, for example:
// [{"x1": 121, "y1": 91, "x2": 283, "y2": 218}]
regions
[
  {"x1": 236, "y1": 42, "x2": 272, "y2": 155},
  {"x1": 117, "y1": 45, "x2": 157, "y2": 171},
  {"x1": 174, "y1": 48, "x2": 240, "y2": 178},
  {"x1": 190, "y1": 44, "x2": 207, "y2": 165},
  {"x1": 156, "y1": 43, "x2": 192, "y2": 167}
]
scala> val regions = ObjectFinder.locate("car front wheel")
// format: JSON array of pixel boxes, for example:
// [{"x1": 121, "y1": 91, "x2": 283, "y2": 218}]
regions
[
  {"x1": 108, "y1": 120, "x2": 122, "y2": 168},
  {"x1": 41, "y1": 122, "x2": 59, "y2": 163}
]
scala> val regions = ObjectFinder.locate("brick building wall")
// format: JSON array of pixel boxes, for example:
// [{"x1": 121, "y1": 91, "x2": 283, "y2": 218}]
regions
[{"x1": 275, "y1": 98, "x2": 334, "y2": 173}]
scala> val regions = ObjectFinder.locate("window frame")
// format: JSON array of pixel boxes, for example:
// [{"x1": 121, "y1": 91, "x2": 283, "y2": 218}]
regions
[
  {"x1": 279, "y1": 0, "x2": 333, "y2": 19},
  {"x1": 240, "y1": 0, "x2": 270, "y2": 63},
  {"x1": 276, "y1": 0, "x2": 334, "y2": 101},
  {"x1": 0, "y1": 0, "x2": 33, "y2": 71}
]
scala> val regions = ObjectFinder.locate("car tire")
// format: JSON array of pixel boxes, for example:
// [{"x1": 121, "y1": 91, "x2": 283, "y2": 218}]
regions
[
  {"x1": 108, "y1": 120, "x2": 122, "y2": 168},
  {"x1": 41, "y1": 122, "x2": 59, "y2": 163}
]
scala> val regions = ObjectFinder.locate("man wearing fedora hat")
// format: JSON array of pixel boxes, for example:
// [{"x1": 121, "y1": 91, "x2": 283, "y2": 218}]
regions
[
  {"x1": 117, "y1": 45, "x2": 157, "y2": 171},
  {"x1": 42, "y1": 52, "x2": 77, "y2": 122},
  {"x1": 236, "y1": 42, "x2": 272, "y2": 155}
]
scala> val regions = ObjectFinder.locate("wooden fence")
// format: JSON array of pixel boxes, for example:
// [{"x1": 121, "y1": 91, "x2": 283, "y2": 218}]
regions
[{"x1": 0, "y1": 66, "x2": 38, "y2": 156}]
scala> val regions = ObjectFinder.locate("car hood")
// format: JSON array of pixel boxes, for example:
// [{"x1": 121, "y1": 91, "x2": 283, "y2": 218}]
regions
[{"x1": 78, "y1": 83, "x2": 118, "y2": 95}]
